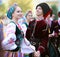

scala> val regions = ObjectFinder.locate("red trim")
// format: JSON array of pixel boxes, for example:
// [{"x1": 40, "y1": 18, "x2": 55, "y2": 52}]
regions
[{"x1": 43, "y1": 9, "x2": 52, "y2": 19}]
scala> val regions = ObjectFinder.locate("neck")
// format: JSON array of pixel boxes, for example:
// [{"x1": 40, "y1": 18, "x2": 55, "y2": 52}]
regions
[
  {"x1": 12, "y1": 17, "x2": 18, "y2": 24},
  {"x1": 26, "y1": 19, "x2": 29, "y2": 25},
  {"x1": 36, "y1": 15, "x2": 44, "y2": 20}
]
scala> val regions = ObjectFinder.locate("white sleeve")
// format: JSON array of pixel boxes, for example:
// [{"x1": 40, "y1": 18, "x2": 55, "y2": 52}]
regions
[
  {"x1": 2, "y1": 23, "x2": 17, "y2": 50},
  {"x1": 6, "y1": 23, "x2": 16, "y2": 41},
  {"x1": 21, "y1": 24, "x2": 27, "y2": 36},
  {"x1": 58, "y1": 18, "x2": 60, "y2": 25}
]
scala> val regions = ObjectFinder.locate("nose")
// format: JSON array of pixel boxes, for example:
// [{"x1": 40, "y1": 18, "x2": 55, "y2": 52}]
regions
[{"x1": 36, "y1": 9, "x2": 39, "y2": 12}]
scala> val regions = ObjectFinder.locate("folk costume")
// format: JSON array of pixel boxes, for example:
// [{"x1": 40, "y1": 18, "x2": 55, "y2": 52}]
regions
[
  {"x1": 2, "y1": 5, "x2": 24, "y2": 57},
  {"x1": 48, "y1": 19, "x2": 59, "y2": 57}
]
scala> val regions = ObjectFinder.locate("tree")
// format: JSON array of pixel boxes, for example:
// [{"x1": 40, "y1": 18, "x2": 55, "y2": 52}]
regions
[
  {"x1": 51, "y1": 5, "x2": 58, "y2": 20},
  {"x1": 0, "y1": 3, "x2": 6, "y2": 17},
  {"x1": 8, "y1": 0, "x2": 33, "y2": 13}
]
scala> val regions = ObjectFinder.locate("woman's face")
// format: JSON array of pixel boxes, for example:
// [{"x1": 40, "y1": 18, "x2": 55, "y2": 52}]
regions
[
  {"x1": 26, "y1": 12, "x2": 33, "y2": 21},
  {"x1": 12, "y1": 6, "x2": 23, "y2": 20},
  {"x1": 36, "y1": 6, "x2": 43, "y2": 16}
]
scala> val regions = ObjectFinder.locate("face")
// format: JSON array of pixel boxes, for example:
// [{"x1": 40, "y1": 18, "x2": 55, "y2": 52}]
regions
[
  {"x1": 36, "y1": 6, "x2": 43, "y2": 16},
  {"x1": 26, "y1": 12, "x2": 33, "y2": 21},
  {"x1": 12, "y1": 6, "x2": 23, "y2": 20}
]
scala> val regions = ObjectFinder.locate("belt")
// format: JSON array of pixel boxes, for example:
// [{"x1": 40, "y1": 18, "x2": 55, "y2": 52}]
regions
[{"x1": 30, "y1": 41, "x2": 41, "y2": 46}]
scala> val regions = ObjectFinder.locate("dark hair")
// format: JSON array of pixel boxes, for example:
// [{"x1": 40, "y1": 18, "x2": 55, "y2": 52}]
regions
[{"x1": 36, "y1": 3, "x2": 52, "y2": 19}]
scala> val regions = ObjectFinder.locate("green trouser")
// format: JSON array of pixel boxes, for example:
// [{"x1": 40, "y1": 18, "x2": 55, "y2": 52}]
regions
[
  {"x1": 48, "y1": 40, "x2": 58, "y2": 57},
  {"x1": 24, "y1": 54, "x2": 29, "y2": 57}
]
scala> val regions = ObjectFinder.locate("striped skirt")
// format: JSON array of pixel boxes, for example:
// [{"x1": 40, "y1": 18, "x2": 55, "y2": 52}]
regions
[{"x1": 4, "y1": 51, "x2": 29, "y2": 57}]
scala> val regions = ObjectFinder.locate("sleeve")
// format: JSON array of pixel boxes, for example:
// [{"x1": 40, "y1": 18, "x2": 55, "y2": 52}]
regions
[
  {"x1": 21, "y1": 24, "x2": 27, "y2": 36},
  {"x1": 38, "y1": 46, "x2": 45, "y2": 54},
  {"x1": 6, "y1": 23, "x2": 16, "y2": 41},
  {"x1": 26, "y1": 22, "x2": 32, "y2": 40},
  {"x1": 53, "y1": 21, "x2": 59, "y2": 36},
  {"x1": 37, "y1": 39, "x2": 47, "y2": 54},
  {"x1": 1, "y1": 23, "x2": 17, "y2": 50}
]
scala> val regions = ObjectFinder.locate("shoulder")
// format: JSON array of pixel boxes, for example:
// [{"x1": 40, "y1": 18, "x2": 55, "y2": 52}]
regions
[
  {"x1": 53, "y1": 20, "x2": 58, "y2": 25},
  {"x1": 37, "y1": 20, "x2": 46, "y2": 25},
  {"x1": 29, "y1": 20, "x2": 36, "y2": 26},
  {"x1": 7, "y1": 22, "x2": 16, "y2": 28},
  {"x1": 30, "y1": 20, "x2": 35, "y2": 23},
  {"x1": 6, "y1": 22, "x2": 16, "y2": 32}
]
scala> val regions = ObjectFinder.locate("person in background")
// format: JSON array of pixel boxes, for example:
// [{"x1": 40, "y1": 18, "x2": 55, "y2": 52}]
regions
[
  {"x1": 48, "y1": 11, "x2": 59, "y2": 57},
  {"x1": 1, "y1": 15, "x2": 11, "y2": 38},
  {"x1": 18, "y1": 13, "x2": 26, "y2": 25},
  {"x1": 0, "y1": 18, "x2": 5, "y2": 57},
  {"x1": 21, "y1": 10, "x2": 34, "y2": 36},
  {"x1": 21, "y1": 10, "x2": 34, "y2": 57},
  {"x1": 57, "y1": 12, "x2": 60, "y2": 56}
]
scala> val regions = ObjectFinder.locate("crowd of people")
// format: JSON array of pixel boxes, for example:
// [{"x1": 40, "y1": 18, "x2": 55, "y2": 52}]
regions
[{"x1": 0, "y1": 2, "x2": 60, "y2": 57}]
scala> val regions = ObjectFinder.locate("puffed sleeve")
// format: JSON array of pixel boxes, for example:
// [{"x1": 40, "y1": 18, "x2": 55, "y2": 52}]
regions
[
  {"x1": 6, "y1": 23, "x2": 16, "y2": 41},
  {"x1": 2, "y1": 23, "x2": 17, "y2": 50}
]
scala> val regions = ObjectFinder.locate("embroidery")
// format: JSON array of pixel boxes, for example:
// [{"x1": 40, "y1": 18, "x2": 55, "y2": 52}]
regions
[{"x1": 54, "y1": 25, "x2": 58, "y2": 28}]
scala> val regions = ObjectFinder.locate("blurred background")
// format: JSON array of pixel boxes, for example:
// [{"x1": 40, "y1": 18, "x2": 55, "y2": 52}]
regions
[{"x1": 0, "y1": 0, "x2": 60, "y2": 19}]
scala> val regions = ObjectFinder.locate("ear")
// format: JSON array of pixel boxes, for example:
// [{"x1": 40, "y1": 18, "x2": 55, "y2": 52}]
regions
[{"x1": 12, "y1": 13, "x2": 14, "y2": 18}]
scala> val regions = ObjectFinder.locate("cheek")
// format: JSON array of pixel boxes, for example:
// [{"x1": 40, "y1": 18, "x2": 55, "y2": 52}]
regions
[
  {"x1": 19, "y1": 13, "x2": 23, "y2": 17},
  {"x1": 26, "y1": 16, "x2": 29, "y2": 19},
  {"x1": 39, "y1": 10, "x2": 43, "y2": 13}
]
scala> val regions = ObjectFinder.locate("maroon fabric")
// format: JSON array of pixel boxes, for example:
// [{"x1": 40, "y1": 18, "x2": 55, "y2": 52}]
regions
[
  {"x1": 38, "y1": 46, "x2": 45, "y2": 54},
  {"x1": 53, "y1": 20, "x2": 59, "y2": 33},
  {"x1": 26, "y1": 20, "x2": 49, "y2": 54}
]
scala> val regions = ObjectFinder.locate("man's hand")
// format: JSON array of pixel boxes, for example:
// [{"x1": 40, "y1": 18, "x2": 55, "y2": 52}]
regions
[{"x1": 34, "y1": 51, "x2": 40, "y2": 57}]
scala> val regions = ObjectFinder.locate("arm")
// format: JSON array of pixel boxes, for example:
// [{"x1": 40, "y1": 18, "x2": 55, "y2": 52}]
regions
[{"x1": 2, "y1": 23, "x2": 17, "y2": 50}]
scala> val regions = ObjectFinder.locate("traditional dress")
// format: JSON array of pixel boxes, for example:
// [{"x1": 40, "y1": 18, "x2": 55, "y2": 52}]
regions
[
  {"x1": 20, "y1": 21, "x2": 35, "y2": 57},
  {"x1": 48, "y1": 19, "x2": 59, "y2": 57},
  {"x1": 26, "y1": 19, "x2": 50, "y2": 57},
  {"x1": 2, "y1": 21, "x2": 24, "y2": 57}
]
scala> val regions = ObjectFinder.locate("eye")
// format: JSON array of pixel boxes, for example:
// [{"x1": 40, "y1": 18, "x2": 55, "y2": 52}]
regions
[{"x1": 17, "y1": 11, "x2": 20, "y2": 13}]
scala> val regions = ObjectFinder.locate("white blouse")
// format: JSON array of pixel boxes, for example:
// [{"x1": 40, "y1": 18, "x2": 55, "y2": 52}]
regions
[{"x1": 2, "y1": 22, "x2": 17, "y2": 50}]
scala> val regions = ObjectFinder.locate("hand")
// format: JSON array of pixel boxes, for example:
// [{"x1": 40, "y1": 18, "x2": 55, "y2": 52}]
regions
[
  {"x1": 49, "y1": 34, "x2": 53, "y2": 37},
  {"x1": 34, "y1": 51, "x2": 40, "y2": 57}
]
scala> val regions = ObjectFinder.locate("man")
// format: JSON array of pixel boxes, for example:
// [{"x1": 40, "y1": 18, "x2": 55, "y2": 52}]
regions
[{"x1": 26, "y1": 3, "x2": 52, "y2": 57}]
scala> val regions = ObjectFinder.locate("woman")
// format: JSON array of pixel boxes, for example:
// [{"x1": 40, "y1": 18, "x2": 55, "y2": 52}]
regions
[
  {"x1": 21, "y1": 10, "x2": 34, "y2": 36},
  {"x1": 2, "y1": 4, "x2": 24, "y2": 57},
  {"x1": 2, "y1": 4, "x2": 35, "y2": 57},
  {"x1": 21, "y1": 10, "x2": 34, "y2": 57}
]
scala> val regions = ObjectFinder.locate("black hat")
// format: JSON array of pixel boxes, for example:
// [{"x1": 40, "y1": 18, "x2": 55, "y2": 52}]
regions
[{"x1": 36, "y1": 3, "x2": 52, "y2": 19}]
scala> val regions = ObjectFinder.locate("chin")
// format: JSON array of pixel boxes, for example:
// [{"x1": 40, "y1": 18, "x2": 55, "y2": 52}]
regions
[{"x1": 36, "y1": 13, "x2": 40, "y2": 16}]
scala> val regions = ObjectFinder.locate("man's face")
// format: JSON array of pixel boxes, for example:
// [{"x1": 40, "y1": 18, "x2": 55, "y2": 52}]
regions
[{"x1": 36, "y1": 6, "x2": 43, "y2": 16}]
